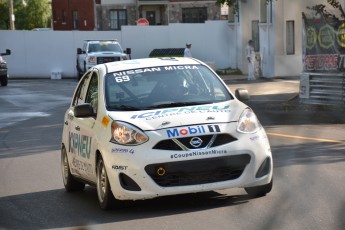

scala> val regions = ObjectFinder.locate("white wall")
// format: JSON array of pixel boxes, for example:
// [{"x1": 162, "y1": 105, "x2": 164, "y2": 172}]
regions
[{"x1": 1, "y1": 21, "x2": 234, "y2": 79}]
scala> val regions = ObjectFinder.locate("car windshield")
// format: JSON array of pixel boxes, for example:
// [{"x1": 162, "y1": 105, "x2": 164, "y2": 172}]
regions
[
  {"x1": 104, "y1": 64, "x2": 233, "y2": 111},
  {"x1": 88, "y1": 42, "x2": 122, "y2": 53}
]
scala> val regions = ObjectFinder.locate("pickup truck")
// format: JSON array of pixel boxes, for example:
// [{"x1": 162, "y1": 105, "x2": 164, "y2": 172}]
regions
[
  {"x1": 76, "y1": 40, "x2": 131, "y2": 80},
  {"x1": 0, "y1": 49, "x2": 11, "y2": 86}
]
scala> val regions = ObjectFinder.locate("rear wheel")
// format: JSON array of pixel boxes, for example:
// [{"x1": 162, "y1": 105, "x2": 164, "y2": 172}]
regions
[
  {"x1": 245, "y1": 179, "x2": 273, "y2": 197},
  {"x1": 61, "y1": 147, "x2": 85, "y2": 192},
  {"x1": 96, "y1": 156, "x2": 116, "y2": 210},
  {"x1": 0, "y1": 76, "x2": 8, "y2": 86}
]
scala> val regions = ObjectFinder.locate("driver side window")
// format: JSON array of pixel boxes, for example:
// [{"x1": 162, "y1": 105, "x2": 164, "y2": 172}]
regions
[
  {"x1": 72, "y1": 73, "x2": 90, "y2": 106},
  {"x1": 85, "y1": 72, "x2": 99, "y2": 114}
]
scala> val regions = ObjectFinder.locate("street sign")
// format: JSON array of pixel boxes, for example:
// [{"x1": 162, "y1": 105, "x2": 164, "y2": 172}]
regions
[{"x1": 137, "y1": 18, "x2": 149, "y2": 26}]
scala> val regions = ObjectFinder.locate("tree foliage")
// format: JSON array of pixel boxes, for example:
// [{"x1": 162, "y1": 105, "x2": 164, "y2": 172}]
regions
[
  {"x1": 306, "y1": 0, "x2": 345, "y2": 20},
  {"x1": 0, "y1": 0, "x2": 51, "y2": 30}
]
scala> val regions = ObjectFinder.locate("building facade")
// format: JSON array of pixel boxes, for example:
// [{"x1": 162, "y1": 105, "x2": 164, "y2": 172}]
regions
[
  {"x1": 233, "y1": 0, "x2": 345, "y2": 77},
  {"x1": 52, "y1": 0, "x2": 221, "y2": 31},
  {"x1": 52, "y1": 0, "x2": 97, "y2": 30}
]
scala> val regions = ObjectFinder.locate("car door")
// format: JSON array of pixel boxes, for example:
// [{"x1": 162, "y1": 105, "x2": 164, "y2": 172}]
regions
[{"x1": 67, "y1": 70, "x2": 99, "y2": 182}]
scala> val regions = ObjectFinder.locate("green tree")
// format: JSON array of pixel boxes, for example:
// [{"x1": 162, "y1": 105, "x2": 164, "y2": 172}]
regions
[
  {"x1": 0, "y1": 0, "x2": 51, "y2": 30},
  {"x1": 0, "y1": 0, "x2": 10, "y2": 29},
  {"x1": 25, "y1": 0, "x2": 51, "y2": 29}
]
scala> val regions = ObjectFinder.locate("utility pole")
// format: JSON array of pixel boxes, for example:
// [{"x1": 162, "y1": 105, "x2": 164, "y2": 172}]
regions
[{"x1": 8, "y1": 0, "x2": 15, "y2": 30}]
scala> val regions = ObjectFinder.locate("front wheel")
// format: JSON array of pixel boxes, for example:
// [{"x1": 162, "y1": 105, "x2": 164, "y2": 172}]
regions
[
  {"x1": 61, "y1": 147, "x2": 85, "y2": 192},
  {"x1": 0, "y1": 76, "x2": 8, "y2": 86},
  {"x1": 245, "y1": 179, "x2": 273, "y2": 197},
  {"x1": 96, "y1": 156, "x2": 116, "y2": 210}
]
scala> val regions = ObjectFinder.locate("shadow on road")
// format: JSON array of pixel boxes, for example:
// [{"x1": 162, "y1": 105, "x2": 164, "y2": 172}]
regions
[
  {"x1": 272, "y1": 142, "x2": 345, "y2": 168},
  {"x1": 0, "y1": 188, "x2": 252, "y2": 229}
]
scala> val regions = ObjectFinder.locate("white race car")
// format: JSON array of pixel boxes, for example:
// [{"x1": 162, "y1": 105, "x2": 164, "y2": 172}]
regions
[{"x1": 61, "y1": 57, "x2": 273, "y2": 209}]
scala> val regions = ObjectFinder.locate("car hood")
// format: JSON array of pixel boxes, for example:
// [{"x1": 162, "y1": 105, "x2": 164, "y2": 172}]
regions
[
  {"x1": 90, "y1": 52, "x2": 126, "y2": 57},
  {"x1": 107, "y1": 101, "x2": 248, "y2": 131}
]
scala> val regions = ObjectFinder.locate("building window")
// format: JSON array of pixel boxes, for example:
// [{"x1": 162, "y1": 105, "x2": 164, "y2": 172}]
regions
[
  {"x1": 252, "y1": 20, "x2": 260, "y2": 52},
  {"x1": 228, "y1": 5, "x2": 236, "y2": 22},
  {"x1": 260, "y1": 0, "x2": 267, "y2": 23},
  {"x1": 110, "y1": 10, "x2": 127, "y2": 30},
  {"x1": 182, "y1": 8, "x2": 207, "y2": 23},
  {"x1": 62, "y1": 10, "x2": 66, "y2": 24},
  {"x1": 72, "y1": 11, "x2": 78, "y2": 30},
  {"x1": 286, "y1": 20, "x2": 295, "y2": 55}
]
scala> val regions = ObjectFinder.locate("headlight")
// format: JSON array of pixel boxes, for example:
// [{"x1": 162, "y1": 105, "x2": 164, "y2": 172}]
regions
[
  {"x1": 111, "y1": 121, "x2": 148, "y2": 145},
  {"x1": 87, "y1": 56, "x2": 96, "y2": 63},
  {"x1": 237, "y1": 108, "x2": 262, "y2": 133}
]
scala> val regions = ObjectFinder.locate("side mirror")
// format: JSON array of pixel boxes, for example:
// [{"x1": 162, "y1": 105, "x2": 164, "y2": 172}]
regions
[
  {"x1": 74, "y1": 104, "x2": 95, "y2": 118},
  {"x1": 125, "y1": 48, "x2": 131, "y2": 55},
  {"x1": 1, "y1": 49, "x2": 11, "y2": 56},
  {"x1": 77, "y1": 48, "x2": 83, "y2": 55},
  {"x1": 235, "y1": 88, "x2": 250, "y2": 102}
]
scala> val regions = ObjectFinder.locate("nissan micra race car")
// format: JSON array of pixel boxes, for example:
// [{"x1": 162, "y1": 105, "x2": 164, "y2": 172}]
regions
[{"x1": 61, "y1": 57, "x2": 273, "y2": 209}]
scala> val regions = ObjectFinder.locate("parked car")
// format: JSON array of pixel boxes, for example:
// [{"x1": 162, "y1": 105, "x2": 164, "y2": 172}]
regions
[
  {"x1": 61, "y1": 57, "x2": 273, "y2": 210},
  {"x1": 0, "y1": 49, "x2": 11, "y2": 87},
  {"x1": 76, "y1": 40, "x2": 131, "y2": 80}
]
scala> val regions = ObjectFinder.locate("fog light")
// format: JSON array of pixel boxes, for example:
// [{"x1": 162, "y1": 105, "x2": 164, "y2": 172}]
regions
[{"x1": 256, "y1": 157, "x2": 271, "y2": 178}]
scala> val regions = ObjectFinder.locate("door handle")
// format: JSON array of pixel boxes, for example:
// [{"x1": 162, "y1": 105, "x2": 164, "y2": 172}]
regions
[{"x1": 75, "y1": 126, "x2": 80, "y2": 131}]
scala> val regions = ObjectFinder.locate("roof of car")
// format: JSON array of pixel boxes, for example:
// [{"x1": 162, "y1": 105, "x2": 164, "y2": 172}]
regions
[{"x1": 103, "y1": 57, "x2": 204, "y2": 73}]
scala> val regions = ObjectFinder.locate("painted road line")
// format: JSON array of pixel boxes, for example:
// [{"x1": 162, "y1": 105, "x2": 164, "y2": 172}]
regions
[{"x1": 267, "y1": 132, "x2": 345, "y2": 144}]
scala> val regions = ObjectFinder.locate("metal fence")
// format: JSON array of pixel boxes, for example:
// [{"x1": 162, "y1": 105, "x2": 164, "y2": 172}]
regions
[{"x1": 299, "y1": 72, "x2": 345, "y2": 107}]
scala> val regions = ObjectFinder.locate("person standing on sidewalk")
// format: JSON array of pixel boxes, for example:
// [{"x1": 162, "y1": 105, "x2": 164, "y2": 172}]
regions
[
  {"x1": 246, "y1": 40, "x2": 256, "y2": 80},
  {"x1": 184, "y1": 42, "x2": 192, "y2": 58}
]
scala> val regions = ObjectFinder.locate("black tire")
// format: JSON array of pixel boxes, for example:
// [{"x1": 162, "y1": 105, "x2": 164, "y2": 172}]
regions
[
  {"x1": 61, "y1": 147, "x2": 85, "y2": 192},
  {"x1": 96, "y1": 156, "x2": 117, "y2": 210},
  {"x1": 77, "y1": 71, "x2": 83, "y2": 81},
  {"x1": 0, "y1": 76, "x2": 8, "y2": 86},
  {"x1": 245, "y1": 179, "x2": 273, "y2": 197}
]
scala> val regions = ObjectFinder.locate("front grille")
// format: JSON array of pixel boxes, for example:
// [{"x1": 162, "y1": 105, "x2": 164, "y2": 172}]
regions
[
  {"x1": 153, "y1": 134, "x2": 237, "y2": 151},
  {"x1": 97, "y1": 56, "x2": 120, "y2": 64},
  {"x1": 145, "y1": 155, "x2": 250, "y2": 187}
]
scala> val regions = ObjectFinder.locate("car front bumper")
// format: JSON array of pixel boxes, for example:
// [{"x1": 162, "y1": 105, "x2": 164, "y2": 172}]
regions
[{"x1": 101, "y1": 124, "x2": 273, "y2": 201}]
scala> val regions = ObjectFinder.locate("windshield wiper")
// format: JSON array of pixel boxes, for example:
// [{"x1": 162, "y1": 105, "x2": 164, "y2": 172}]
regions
[
  {"x1": 146, "y1": 102, "x2": 205, "y2": 109},
  {"x1": 107, "y1": 105, "x2": 141, "y2": 111}
]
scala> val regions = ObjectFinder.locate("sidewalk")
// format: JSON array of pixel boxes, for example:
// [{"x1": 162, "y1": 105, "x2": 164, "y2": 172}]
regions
[
  {"x1": 219, "y1": 74, "x2": 345, "y2": 124},
  {"x1": 219, "y1": 74, "x2": 300, "y2": 106}
]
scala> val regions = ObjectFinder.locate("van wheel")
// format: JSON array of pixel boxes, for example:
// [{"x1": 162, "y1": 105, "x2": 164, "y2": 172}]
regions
[
  {"x1": 0, "y1": 77, "x2": 8, "y2": 86},
  {"x1": 61, "y1": 147, "x2": 85, "y2": 192}
]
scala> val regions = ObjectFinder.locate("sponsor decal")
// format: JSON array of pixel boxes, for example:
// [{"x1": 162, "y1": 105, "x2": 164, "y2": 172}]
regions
[
  {"x1": 112, "y1": 165, "x2": 128, "y2": 170},
  {"x1": 170, "y1": 149, "x2": 228, "y2": 159},
  {"x1": 318, "y1": 24, "x2": 335, "y2": 49},
  {"x1": 166, "y1": 125, "x2": 220, "y2": 138},
  {"x1": 68, "y1": 132, "x2": 92, "y2": 159},
  {"x1": 337, "y1": 23, "x2": 345, "y2": 48},
  {"x1": 130, "y1": 105, "x2": 230, "y2": 120},
  {"x1": 250, "y1": 135, "x2": 260, "y2": 141},
  {"x1": 306, "y1": 27, "x2": 317, "y2": 50},
  {"x1": 102, "y1": 116, "x2": 110, "y2": 127},
  {"x1": 72, "y1": 157, "x2": 93, "y2": 174},
  {"x1": 111, "y1": 148, "x2": 135, "y2": 154},
  {"x1": 304, "y1": 54, "x2": 338, "y2": 71}
]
